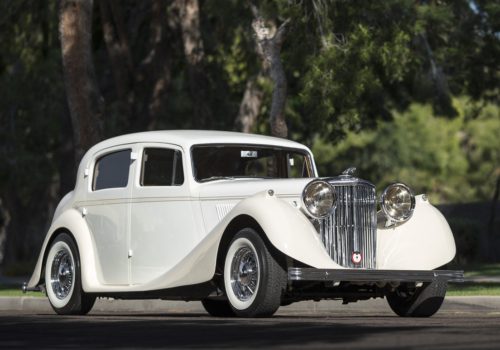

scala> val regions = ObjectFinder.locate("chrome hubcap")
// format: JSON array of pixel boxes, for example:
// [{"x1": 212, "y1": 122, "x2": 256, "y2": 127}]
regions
[
  {"x1": 230, "y1": 247, "x2": 259, "y2": 301},
  {"x1": 51, "y1": 250, "x2": 74, "y2": 300}
]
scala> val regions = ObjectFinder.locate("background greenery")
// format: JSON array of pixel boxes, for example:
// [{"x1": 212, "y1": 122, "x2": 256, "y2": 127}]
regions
[{"x1": 1, "y1": 0, "x2": 500, "y2": 271}]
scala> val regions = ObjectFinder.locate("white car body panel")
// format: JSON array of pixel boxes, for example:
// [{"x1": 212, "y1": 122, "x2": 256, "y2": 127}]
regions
[
  {"x1": 84, "y1": 144, "x2": 136, "y2": 285},
  {"x1": 377, "y1": 195, "x2": 456, "y2": 270},
  {"x1": 28, "y1": 130, "x2": 456, "y2": 293},
  {"x1": 129, "y1": 143, "x2": 199, "y2": 285}
]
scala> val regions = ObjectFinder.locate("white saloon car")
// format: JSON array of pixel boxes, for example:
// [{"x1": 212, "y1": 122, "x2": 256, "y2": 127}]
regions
[{"x1": 23, "y1": 130, "x2": 463, "y2": 317}]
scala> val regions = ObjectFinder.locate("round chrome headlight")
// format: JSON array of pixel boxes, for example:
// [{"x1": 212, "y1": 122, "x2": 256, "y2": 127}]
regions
[
  {"x1": 302, "y1": 180, "x2": 336, "y2": 218},
  {"x1": 380, "y1": 182, "x2": 415, "y2": 222}
]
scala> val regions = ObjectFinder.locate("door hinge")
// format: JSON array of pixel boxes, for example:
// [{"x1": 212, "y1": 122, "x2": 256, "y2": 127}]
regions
[
  {"x1": 128, "y1": 249, "x2": 133, "y2": 258},
  {"x1": 84, "y1": 168, "x2": 89, "y2": 177},
  {"x1": 130, "y1": 152, "x2": 138, "y2": 160},
  {"x1": 82, "y1": 207, "x2": 87, "y2": 217}
]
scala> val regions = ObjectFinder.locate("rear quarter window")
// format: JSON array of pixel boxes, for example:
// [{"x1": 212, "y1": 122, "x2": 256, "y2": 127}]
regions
[{"x1": 93, "y1": 150, "x2": 132, "y2": 191}]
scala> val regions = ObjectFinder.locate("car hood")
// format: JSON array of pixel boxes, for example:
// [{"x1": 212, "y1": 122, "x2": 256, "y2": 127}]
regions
[{"x1": 198, "y1": 178, "x2": 314, "y2": 199}]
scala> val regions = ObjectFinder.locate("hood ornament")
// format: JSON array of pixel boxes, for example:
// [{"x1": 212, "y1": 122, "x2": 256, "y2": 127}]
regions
[{"x1": 342, "y1": 167, "x2": 356, "y2": 176}]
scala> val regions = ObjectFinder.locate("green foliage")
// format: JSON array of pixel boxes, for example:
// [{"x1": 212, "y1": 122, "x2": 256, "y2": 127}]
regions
[
  {"x1": 312, "y1": 99, "x2": 500, "y2": 204},
  {"x1": 0, "y1": 0, "x2": 63, "y2": 203},
  {"x1": 1, "y1": 0, "x2": 500, "y2": 268},
  {"x1": 300, "y1": 2, "x2": 414, "y2": 141},
  {"x1": 449, "y1": 263, "x2": 500, "y2": 277},
  {"x1": 446, "y1": 282, "x2": 500, "y2": 296}
]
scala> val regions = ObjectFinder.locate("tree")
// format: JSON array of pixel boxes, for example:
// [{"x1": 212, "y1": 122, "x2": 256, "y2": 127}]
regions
[
  {"x1": 2, "y1": 0, "x2": 500, "y2": 268},
  {"x1": 177, "y1": 0, "x2": 213, "y2": 129},
  {"x1": 99, "y1": 0, "x2": 135, "y2": 131},
  {"x1": 249, "y1": 6, "x2": 290, "y2": 138},
  {"x1": 60, "y1": 0, "x2": 105, "y2": 165}
]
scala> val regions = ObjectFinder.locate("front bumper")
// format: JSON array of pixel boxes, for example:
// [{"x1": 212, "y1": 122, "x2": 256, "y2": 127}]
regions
[{"x1": 288, "y1": 268, "x2": 464, "y2": 283}]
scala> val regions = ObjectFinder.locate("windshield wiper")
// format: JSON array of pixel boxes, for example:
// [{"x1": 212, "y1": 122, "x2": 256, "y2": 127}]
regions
[{"x1": 201, "y1": 176, "x2": 235, "y2": 182}]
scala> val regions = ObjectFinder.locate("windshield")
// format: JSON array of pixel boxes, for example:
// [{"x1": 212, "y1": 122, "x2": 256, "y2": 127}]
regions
[{"x1": 192, "y1": 145, "x2": 315, "y2": 182}]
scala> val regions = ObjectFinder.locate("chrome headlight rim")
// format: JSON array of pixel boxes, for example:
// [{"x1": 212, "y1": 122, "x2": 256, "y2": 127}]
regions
[
  {"x1": 380, "y1": 182, "x2": 416, "y2": 223},
  {"x1": 301, "y1": 179, "x2": 337, "y2": 219}
]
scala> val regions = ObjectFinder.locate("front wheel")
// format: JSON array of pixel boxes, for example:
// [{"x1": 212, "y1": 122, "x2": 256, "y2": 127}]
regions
[
  {"x1": 45, "y1": 233, "x2": 96, "y2": 315},
  {"x1": 223, "y1": 228, "x2": 287, "y2": 318},
  {"x1": 386, "y1": 281, "x2": 447, "y2": 317}
]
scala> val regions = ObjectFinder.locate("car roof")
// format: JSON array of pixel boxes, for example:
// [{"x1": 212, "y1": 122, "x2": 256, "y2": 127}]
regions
[{"x1": 88, "y1": 130, "x2": 309, "y2": 153}]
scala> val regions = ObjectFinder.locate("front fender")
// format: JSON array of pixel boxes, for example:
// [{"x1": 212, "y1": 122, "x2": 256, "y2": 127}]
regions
[
  {"x1": 129, "y1": 190, "x2": 342, "y2": 292},
  {"x1": 223, "y1": 191, "x2": 343, "y2": 269},
  {"x1": 377, "y1": 195, "x2": 456, "y2": 270}
]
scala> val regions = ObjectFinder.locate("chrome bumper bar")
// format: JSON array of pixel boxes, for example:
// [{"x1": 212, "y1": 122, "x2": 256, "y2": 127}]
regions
[{"x1": 288, "y1": 268, "x2": 464, "y2": 283}]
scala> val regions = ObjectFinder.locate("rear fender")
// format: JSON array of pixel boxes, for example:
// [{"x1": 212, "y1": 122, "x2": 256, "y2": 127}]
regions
[{"x1": 27, "y1": 209, "x2": 99, "y2": 292}]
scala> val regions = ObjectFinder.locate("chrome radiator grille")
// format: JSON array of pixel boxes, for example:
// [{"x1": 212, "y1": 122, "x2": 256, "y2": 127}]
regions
[{"x1": 320, "y1": 183, "x2": 377, "y2": 269}]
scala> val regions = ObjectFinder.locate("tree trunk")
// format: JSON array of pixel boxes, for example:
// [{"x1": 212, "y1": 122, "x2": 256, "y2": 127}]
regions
[
  {"x1": 143, "y1": 0, "x2": 173, "y2": 131},
  {"x1": 233, "y1": 70, "x2": 265, "y2": 133},
  {"x1": 99, "y1": 0, "x2": 134, "y2": 132},
  {"x1": 252, "y1": 16, "x2": 290, "y2": 139},
  {"x1": 59, "y1": 98, "x2": 76, "y2": 198},
  {"x1": 60, "y1": 0, "x2": 105, "y2": 165},
  {"x1": 178, "y1": 0, "x2": 212, "y2": 130}
]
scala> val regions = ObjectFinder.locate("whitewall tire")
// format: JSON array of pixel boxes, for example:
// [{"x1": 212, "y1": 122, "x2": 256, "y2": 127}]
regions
[
  {"x1": 45, "y1": 233, "x2": 96, "y2": 315},
  {"x1": 223, "y1": 228, "x2": 287, "y2": 318}
]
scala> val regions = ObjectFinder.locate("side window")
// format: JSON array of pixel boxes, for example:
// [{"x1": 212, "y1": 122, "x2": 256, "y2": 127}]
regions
[
  {"x1": 287, "y1": 154, "x2": 308, "y2": 178},
  {"x1": 140, "y1": 148, "x2": 184, "y2": 186},
  {"x1": 93, "y1": 149, "x2": 132, "y2": 191}
]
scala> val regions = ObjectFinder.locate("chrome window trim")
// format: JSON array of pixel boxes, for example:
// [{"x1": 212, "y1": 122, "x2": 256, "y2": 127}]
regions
[{"x1": 189, "y1": 143, "x2": 316, "y2": 183}]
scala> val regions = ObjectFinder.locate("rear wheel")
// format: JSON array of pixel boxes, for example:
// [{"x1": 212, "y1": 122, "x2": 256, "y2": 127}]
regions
[
  {"x1": 387, "y1": 281, "x2": 447, "y2": 317},
  {"x1": 223, "y1": 228, "x2": 287, "y2": 318},
  {"x1": 45, "y1": 233, "x2": 96, "y2": 315}
]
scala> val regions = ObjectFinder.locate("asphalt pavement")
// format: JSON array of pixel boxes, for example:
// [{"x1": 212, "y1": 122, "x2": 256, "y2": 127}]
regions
[{"x1": 1, "y1": 309, "x2": 499, "y2": 349}]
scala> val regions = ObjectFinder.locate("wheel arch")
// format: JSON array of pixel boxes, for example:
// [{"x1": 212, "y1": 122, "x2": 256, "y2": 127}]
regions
[
  {"x1": 215, "y1": 214, "x2": 285, "y2": 273},
  {"x1": 28, "y1": 208, "x2": 99, "y2": 292},
  {"x1": 38, "y1": 227, "x2": 80, "y2": 285},
  {"x1": 210, "y1": 191, "x2": 341, "y2": 272}
]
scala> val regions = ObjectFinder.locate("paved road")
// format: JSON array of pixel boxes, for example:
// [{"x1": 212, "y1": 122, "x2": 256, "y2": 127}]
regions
[{"x1": 1, "y1": 310, "x2": 499, "y2": 349}]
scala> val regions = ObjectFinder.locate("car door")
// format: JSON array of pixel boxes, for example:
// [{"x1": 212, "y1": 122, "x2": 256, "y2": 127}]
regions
[
  {"x1": 85, "y1": 145, "x2": 137, "y2": 285},
  {"x1": 130, "y1": 143, "x2": 199, "y2": 285}
]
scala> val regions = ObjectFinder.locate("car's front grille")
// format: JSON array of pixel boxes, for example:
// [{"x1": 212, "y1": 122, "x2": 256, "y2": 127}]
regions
[{"x1": 320, "y1": 183, "x2": 377, "y2": 269}]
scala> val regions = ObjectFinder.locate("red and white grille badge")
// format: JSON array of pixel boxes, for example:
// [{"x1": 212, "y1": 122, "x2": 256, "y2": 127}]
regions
[{"x1": 352, "y1": 251, "x2": 362, "y2": 264}]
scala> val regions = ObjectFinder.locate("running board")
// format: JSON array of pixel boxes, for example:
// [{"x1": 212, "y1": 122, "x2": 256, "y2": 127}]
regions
[{"x1": 288, "y1": 268, "x2": 464, "y2": 283}]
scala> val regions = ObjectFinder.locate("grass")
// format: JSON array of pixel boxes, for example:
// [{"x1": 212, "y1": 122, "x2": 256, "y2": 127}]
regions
[
  {"x1": 446, "y1": 282, "x2": 500, "y2": 296},
  {"x1": 0, "y1": 284, "x2": 45, "y2": 297},
  {"x1": 448, "y1": 264, "x2": 500, "y2": 277}
]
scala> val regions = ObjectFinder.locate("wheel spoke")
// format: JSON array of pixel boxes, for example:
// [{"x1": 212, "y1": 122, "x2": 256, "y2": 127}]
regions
[
  {"x1": 51, "y1": 250, "x2": 74, "y2": 300},
  {"x1": 230, "y1": 246, "x2": 259, "y2": 301}
]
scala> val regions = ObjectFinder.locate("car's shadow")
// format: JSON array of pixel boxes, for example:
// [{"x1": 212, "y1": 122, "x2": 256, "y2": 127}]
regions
[{"x1": 0, "y1": 311, "x2": 451, "y2": 349}]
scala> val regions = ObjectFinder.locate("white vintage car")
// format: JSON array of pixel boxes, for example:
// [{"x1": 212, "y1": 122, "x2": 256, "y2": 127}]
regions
[{"x1": 23, "y1": 130, "x2": 463, "y2": 317}]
